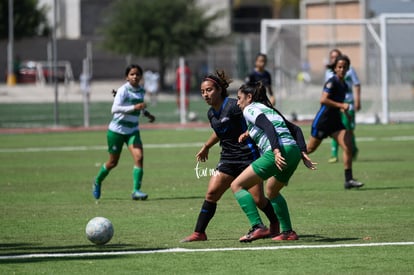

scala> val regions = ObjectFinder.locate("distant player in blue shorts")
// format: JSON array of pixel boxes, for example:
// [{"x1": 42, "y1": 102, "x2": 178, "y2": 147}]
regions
[
  {"x1": 325, "y1": 49, "x2": 361, "y2": 163},
  {"x1": 307, "y1": 55, "x2": 363, "y2": 189},
  {"x1": 92, "y1": 64, "x2": 155, "y2": 200}
]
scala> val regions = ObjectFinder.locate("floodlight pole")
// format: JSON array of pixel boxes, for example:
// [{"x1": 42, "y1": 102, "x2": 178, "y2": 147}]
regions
[{"x1": 7, "y1": 0, "x2": 15, "y2": 86}]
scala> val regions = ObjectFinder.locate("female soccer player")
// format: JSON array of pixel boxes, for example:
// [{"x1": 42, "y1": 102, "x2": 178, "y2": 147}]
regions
[
  {"x1": 325, "y1": 49, "x2": 361, "y2": 163},
  {"x1": 231, "y1": 82, "x2": 316, "y2": 242},
  {"x1": 307, "y1": 55, "x2": 363, "y2": 189},
  {"x1": 92, "y1": 64, "x2": 155, "y2": 200},
  {"x1": 180, "y1": 71, "x2": 280, "y2": 242},
  {"x1": 246, "y1": 53, "x2": 275, "y2": 105}
]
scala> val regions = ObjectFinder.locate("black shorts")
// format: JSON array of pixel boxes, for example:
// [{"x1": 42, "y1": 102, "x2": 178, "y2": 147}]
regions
[
  {"x1": 311, "y1": 114, "x2": 345, "y2": 140},
  {"x1": 216, "y1": 161, "x2": 251, "y2": 178}
]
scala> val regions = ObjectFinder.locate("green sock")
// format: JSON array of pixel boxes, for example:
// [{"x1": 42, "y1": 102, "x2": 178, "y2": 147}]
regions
[
  {"x1": 351, "y1": 135, "x2": 358, "y2": 153},
  {"x1": 95, "y1": 164, "x2": 109, "y2": 185},
  {"x1": 234, "y1": 189, "x2": 262, "y2": 227},
  {"x1": 270, "y1": 194, "x2": 292, "y2": 232},
  {"x1": 133, "y1": 166, "x2": 143, "y2": 192},
  {"x1": 331, "y1": 138, "x2": 338, "y2": 158}
]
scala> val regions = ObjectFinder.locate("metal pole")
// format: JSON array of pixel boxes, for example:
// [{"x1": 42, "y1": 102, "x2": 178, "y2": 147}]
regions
[
  {"x1": 380, "y1": 15, "x2": 389, "y2": 124},
  {"x1": 53, "y1": 0, "x2": 59, "y2": 126},
  {"x1": 7, "y1": 0, "x2": 15, "y2": 86},
  {"x1": 179, "y1": 57, "x2": 187, "y2": 124}
]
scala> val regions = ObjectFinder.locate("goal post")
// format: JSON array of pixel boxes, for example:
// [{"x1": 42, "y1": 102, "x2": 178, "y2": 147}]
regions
[{"x1": 260, "y1": 14, "x2": 414, "y2": 124}]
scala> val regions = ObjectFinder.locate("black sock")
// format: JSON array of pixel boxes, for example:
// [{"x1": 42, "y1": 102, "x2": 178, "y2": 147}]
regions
[
  {"x1": 345, "y1": 169, "x2": 353, "y2": 181},
  {"x1": 259, "y1": 199, "x2": 278, "y2": 225},
  {"x1": 194, "y1": 200, "x2": 217, "y2": 233}
]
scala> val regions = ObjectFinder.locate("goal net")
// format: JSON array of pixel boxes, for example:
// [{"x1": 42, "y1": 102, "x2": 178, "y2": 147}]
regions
[{"x1": 260, "y1": 14, "x2": 414, "y2": 124}]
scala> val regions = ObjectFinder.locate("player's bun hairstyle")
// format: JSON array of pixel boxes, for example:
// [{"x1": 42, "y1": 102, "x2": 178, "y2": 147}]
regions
[
  {"x1": 203, "y1": 70, "x2": 232, "y2": 98},
  {"x1": 331, "y1": 54, "x2": 351, "y2": 74},
  {"x1": 125, "y1": 64, "x2": 143, "y2": 77},
  {"x1": 238, "y1": 81, "x2": 273, "y2": 109}
]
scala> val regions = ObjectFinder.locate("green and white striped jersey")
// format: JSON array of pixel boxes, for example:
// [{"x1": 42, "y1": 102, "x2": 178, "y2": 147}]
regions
[
  {"x1": 108, "y1": 82, "x2": 145, "y2": 135},
  {"x1": 243, "y1": 102, "x2": 296, "y2": 155}
]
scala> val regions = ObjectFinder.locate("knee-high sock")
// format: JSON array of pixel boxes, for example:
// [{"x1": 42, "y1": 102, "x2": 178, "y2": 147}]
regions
[
  {"x1": 194, "y1": 200, "x2": 217, "y2": 233},
  {"x1": 270, "y1": 194, "x2": 292, "y2": 232},
  {"x1": 259, "y1": 199, "x2": 278, "y2": 225},
  {"x1": 96, "y1": 164, "x2": 109, "y2": 185},
  {"x1": 331, "y1": 138, "x2": 339, "y2": 158},
  {"x1": 234, "y1": 189, "x2": 262, "y2": 228},
  {"x1": 133, "y1": 166, "x2": 143, "y2": 191}
]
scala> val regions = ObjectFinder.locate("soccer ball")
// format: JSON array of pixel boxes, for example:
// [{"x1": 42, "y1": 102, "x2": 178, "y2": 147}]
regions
[
  {"x1": 85, "y1": 217, "x2": 114, "y2": 245},
  {"x1": 188, "y1": 111, "x2": 198, "y2": 122}
]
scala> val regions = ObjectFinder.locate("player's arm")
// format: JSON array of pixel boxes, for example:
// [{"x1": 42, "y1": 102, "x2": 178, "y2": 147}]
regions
[
  {"x1": 111, "y1": 88, "x2": 146, "y2": 114},
  {"x1": 254, "y1": 114, "x2": 286, "y2": 171},
  {"x1": 196, "y1": 132, "x2": 219, "y2": 162},
  {"x1": 143, "y1": 109, "x2": 156, "y2": 123},
  {"x1": 320, "y1": 91, "x2": 349, "y2": 111},
  {"x1": 353, "y1": 84, "x2": 361, "y2": 111}
]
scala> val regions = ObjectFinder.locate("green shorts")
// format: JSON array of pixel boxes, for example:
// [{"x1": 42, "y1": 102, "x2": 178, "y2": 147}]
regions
[
  {"x1": 251, "y1": 145, "x2": 301, "y2": 184},
  {"x1": 341, "y1": 109, "x2": 355, "y2": 130},
  {"x1": 107, "y1": 129, "x2": 142, "y2": 154}
]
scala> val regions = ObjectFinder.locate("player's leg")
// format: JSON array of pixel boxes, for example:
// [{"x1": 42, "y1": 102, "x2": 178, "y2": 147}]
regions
[
  {"x1": 249, "y1": 182, "x2": 279, "y2": 237},
  {"x1": 307, "y1": 136, "x2": 323, "y2": 154},
  {"x1": 231, "y1": 166, "x2": 268, "y2": 242},
  {"x1": 92, "y1": 130, "x2": 123, "y2": 199},
  {"x1": 128, "y1": 132, "x2": 147, "y2": 200},
  {"x1": 181, "y1": 172, "x2": 234, "y2": 242},
  {"x1": 347, "y1": 110, "x2": 358, "y2": 159},
  {"x1": 332, "y1": 129, "x2": 363, "y2": 189},
  {"x1": 329, "y1": 138, "x2": 339, "y2": 163}
]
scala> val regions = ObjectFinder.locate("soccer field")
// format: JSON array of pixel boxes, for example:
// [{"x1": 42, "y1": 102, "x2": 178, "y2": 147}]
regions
[{"x1": 0, "y1": 124, "x2": 413, "y2": 274}]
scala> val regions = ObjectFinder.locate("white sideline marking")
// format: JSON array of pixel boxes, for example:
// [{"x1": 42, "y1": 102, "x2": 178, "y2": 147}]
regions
[
  {"x1": 0, "y1": 242, "x2": 413, "y2": 260},
  {"x1": 1, "y1": 135, "x2": 414, "y2": 153}
]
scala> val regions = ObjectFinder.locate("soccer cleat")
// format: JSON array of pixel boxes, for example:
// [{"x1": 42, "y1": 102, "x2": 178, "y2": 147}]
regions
[
  {"x1": 269, "y1": 221, "x2": 280, "y2": 238},
  {"x1": 344, "y1": 179, "x2": 364, "y2": 189},
  {"x1": 328, "y1": 157, "x2": 338, "y2": 163},
  {"x1": 92, "y1": 180, "x2": 101, "y2": 200},
  {"x1": 239, "y1": 224, "x2": 269, "y2": 242},
  {"x1": 272, "y1": 230, "x2": 299, "y2": 241},
  {"x1": 180, "y1": 232, "x2": 207, "y2": 243},
  {"x1": 131, "y1": 190, "x2": 148, "y2": 200}
]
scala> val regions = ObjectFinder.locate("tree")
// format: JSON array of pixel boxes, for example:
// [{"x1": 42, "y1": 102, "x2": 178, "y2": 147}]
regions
[
  {"x1": 101, "y1": 0, "x2": 225, "y2": 88},
  {"x1": 0, "y1": 0, "x2": 50, "y2": 39}
]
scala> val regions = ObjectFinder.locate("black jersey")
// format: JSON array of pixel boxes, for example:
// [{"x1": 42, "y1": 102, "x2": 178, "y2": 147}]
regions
[
  {"x1": 311, "y1": 75, "x2": 348, "y2": 139},
  {"x1": 246, "y1": 70, "x2": 272, "y2": 87},
  {"x1": 207, "y1": 98, "x2": 260, "y2": 163}
]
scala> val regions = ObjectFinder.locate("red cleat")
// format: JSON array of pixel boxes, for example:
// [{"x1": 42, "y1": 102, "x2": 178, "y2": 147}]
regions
[
  {"x1": 180, "y1": 232, "x2": 207, "y2": 243},
  {"x1": 239, "y1": 224, "x2": 269, "y2": 242},
  {"x1": 272, "y1": 230, "x2": 299, "y2": 241}
]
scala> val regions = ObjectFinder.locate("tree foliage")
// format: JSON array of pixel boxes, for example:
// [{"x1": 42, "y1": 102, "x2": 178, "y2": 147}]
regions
[
  {"x1": 101, "y1": 0, "x2": 225, "y2": 87},
  {"x1": 0, "y1": 0, "x2": 50, "y2": 39}
]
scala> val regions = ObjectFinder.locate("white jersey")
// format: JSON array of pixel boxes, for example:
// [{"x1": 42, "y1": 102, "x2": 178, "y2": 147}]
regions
[
  {"x1": 324, "y1": 66, "x2": 360, "y2": 108},
  {"x1": 108, "y1": 82, "x2": 145, "y2": 135},
  {"x1": 143, "y1": 70, "x2": 159, "y2": 94},
  {"x1": 243, "y1": 102, "x2": 296, "y2": 155}
]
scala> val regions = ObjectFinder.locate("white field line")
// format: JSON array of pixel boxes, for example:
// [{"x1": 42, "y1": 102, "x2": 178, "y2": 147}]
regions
[
  {"x1": 0, "y1": 242, "x2": 413, "y2": 260},
  {"x1": 0, "y1": 135, "x2": 414, "y2": 153}
]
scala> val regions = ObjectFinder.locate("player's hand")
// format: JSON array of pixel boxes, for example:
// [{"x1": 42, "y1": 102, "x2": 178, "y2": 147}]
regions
[
  {"x1": 147, "y1": 114, "x2": 155, "y2": 123},
  {"x1": 341, "y1": 103, "x2": 350, "y2": 112},
  {"x1": 238, "y1": 131, "x2": 249, "y2": 143},
  {"x1": 301, "y1": 152, "x2": 317, "y2": 170},
  {"x1": 134, "y1": 103, "x2": 146, "y2": 110},
  {"x1": 273, "y1": 149, "x2": 287, "y2": 171},
  {"x1": 196, "y1": 145, "x2": 209, "y2": 162}
]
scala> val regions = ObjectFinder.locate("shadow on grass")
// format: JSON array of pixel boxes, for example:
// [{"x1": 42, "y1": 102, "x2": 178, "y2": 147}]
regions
[{"x1": 299, "y1": 235, "x2": 359, "y2": 242}]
